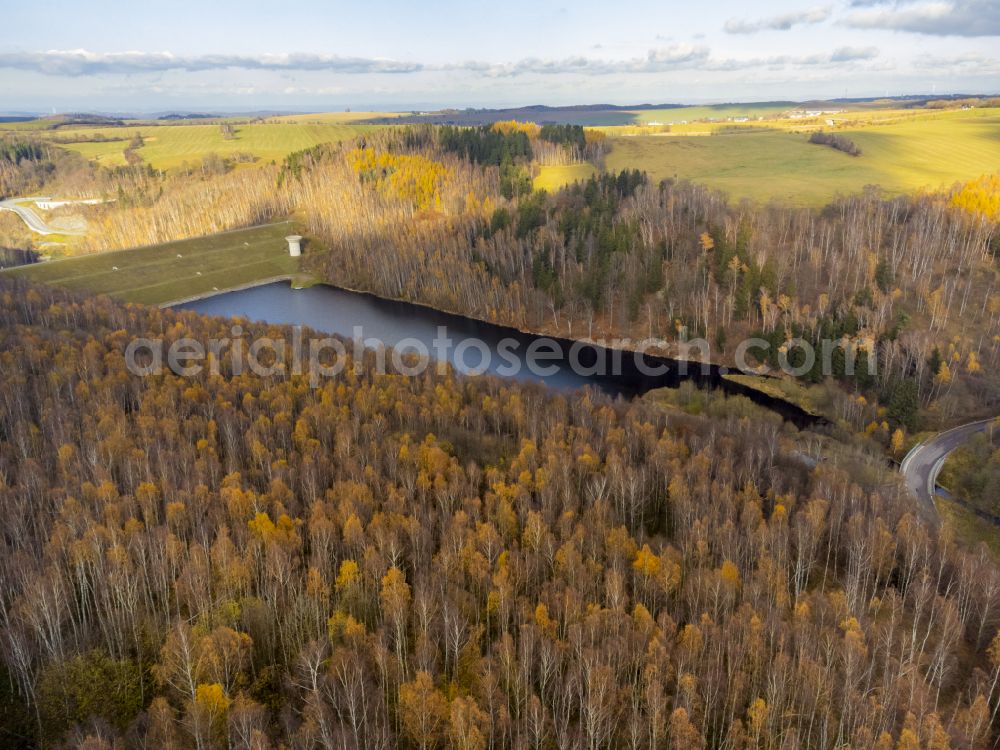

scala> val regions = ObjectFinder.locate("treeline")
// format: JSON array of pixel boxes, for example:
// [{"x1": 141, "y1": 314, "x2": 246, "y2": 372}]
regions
[
  {"x1": 0, "y1": 135, "x2": 125, "y2": 206},
  {"x1": 809, "y1": 131, "x2": 862, "y2": 156},
  {"x1": 46, "y1": 133, "x2": 125, "y2": 145},
  {"x1": 0, "y1": 135, "x2": 111, "y2": 205},
  {"x1": 84, "y1": 164, "x2": 288, "y2": 251},
  {"x1": 0, "y1": 138, "x2": 54, "y2": 199},
  {"x1": 439, "y1": 125, "x2": 533, "y2": 165},
  {"x1": 535, "y1": 124, "x2": 608, "y2": 166},
  {"x1": 0, "y1": 246, "x2": 39, "y2": 269},
  {"x1": 539, "y1": 124, "x2": 587, "y2": 150},
  {"x1": 438, "y1": 122, "x2": 607, "y2": 169},
  {"x1": 2, "y1": 278, "x2": 1000, "y2": 748},
  {"x1": 0, "y1": 139, "x2": 45, "y2": 165}
]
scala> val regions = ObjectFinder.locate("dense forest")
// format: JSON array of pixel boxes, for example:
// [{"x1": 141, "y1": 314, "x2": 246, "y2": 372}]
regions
[{"x1": 2, "y1": 277, "x2": 1000, "y2": 749}]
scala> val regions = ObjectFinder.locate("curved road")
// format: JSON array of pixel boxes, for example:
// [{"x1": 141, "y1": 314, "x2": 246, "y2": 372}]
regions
[
  {"x1": 0, "y1": 196, "x2": 84, "y2": 235},
  {"x1": 900, "y1": 418, "x2": 996, "y2": 525}
]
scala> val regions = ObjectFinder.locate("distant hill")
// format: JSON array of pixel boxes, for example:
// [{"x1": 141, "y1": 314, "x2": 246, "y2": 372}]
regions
[
  {"x1": 39, "y1": 114, "x2": 127, "y2": 129},
  {"x1": 362, "y1": 103, "x2": 794, "y2": 127},
  {"x1": 362, "y1": 95, "x2": 999, "y2": 127},
  {"x1": 5, "y1": 94, "x2": 998, "y2": 130},
  {"x1": 157, "y1": 113, "x2": 220, "y2": 121}
]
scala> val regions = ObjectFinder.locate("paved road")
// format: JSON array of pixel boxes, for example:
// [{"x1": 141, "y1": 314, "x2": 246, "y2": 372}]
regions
[
  {"x1": 0, "y1": 196, "x2": 84, "y2": 235},
  {"x1": 900, "y1": 418, "x2": 996, "y2": 525}
]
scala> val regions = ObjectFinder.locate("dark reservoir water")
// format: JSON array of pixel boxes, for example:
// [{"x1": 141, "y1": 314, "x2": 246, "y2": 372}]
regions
[{"x1": 175, "y1": 280, "x2": 821, "y2": 427}]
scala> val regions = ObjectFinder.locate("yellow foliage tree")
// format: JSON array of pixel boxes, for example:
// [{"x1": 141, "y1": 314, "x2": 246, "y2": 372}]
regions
[
  {"x1": 896, "y1": 728, "x2": 920, "y2": 750},
  {"x1": 191, "y1": 682, "x2": 231, "y2": 745},
  {"x1": 669, "y1": 707, "x2": 705, "y2": 750},
  {"x1": 398, "y1": 671, "x2": 450, "y2": 750},
  {"x1": 491, "y1": 120, "x2": 541, "y2": 139},
  {"x1": 719, "y1": 560, "x2": 741, "y2": 587},
  {"x1": 951, "y1": 173, "x2": 1000, "y2": 220},
  {"x1": 634, "y1": 544, "x2": 662, "y2": 579},
  {"x1": 349, "y1": 147, "x2": 451, "y2": 211},
  {"x1": 967, "y1": 350, "x2": 981, "y2": 373},
  {"x1": 891, "y1": 428, "x2": 905, "y2": 457},
  {"x1": 935, "y1": 361, "x2": 953, "y2": 386}
]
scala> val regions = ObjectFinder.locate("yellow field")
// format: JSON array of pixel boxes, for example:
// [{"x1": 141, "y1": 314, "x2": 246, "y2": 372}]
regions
[
  {"x1": 139, "y1": 122, "x2": 371, "y2": 169},
  {"x1": 604, "y1": 104, "x2": 983, "y2": 135},
  {"x1": 13, "y1": 118, "x2": 380, "y2": 171},
  {"x1": 606, "y1": 108, "x2": 1000, "y2": 206},
  {"x1": 270, "y1": 111, "x2": 398, "y2": 124},
  {"x1": 533, "y1": 163, "x2": 597, "y2": 191}
]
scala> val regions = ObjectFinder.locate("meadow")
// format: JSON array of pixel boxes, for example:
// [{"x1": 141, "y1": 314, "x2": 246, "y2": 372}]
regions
[
  {"x1": 7, "y1": 104, "x2": 1000, "y2": 209},
  {"x1": 1, "y1": 222, "x2": 305, "y2": 305},
  {"x1": 605, "y1": 108, "x2": 1000, "y2": 206},
  {"x1": 1, "y1": 113, "x2": 383, "y2": 171}
]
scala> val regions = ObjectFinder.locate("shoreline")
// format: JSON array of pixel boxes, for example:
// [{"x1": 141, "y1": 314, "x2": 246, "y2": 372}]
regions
[
  {"x1": 160, "y1": 275, "x2": 826, "y2": 428},
  {"x1": 168, "y1": 274, "x2": 711, "y2": 366},
  {"x1": 160, "y1": 274, "x2": 298, "y2": 307}
]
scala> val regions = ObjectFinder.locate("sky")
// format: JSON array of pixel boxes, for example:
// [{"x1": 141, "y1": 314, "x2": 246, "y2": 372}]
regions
[{"x1": 0, "y1": 0, "x2": 998, "y2": 113}]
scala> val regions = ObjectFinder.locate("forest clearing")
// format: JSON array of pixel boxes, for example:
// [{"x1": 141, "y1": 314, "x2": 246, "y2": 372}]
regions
[{"x1": 532, "y1": 162, "x2": 597, "y2": 191}]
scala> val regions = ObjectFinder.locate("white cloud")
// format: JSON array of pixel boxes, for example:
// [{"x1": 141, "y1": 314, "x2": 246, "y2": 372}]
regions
[
  {"x1": 0, "y1": 46, "x2": 714, "y2": 78},
  {"x1": 844, "y1": 0, "x2": 1000, "y2": 36},
  {"x1": 0, "y1": 44, "x2": 887, "y2": 81},
  {"x1": 470, "y1": 45, "x2": 711, "y2": 76},
  {"x1": 911, "y1": 52, "x2": 1000, "y2": 73},
  {"x1": 707, "y1": 47, "x2": 880, "y2": 71},
  {"x1": 0, "y1": 49, "x2": 423, "y2": 76},
  {"x1": 830, "y1": 46, "x2": 881, "y2": 62},
  {"x1": 725, "y1": 7, "x2": 832, "y2": 34}
]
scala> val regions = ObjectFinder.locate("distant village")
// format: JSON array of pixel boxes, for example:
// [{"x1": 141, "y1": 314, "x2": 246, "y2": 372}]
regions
[{"x1": 646, "y1": 107, "x2": 847, "y2": 127}]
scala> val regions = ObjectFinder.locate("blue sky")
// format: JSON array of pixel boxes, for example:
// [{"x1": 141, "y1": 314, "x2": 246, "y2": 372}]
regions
[{"x1": 1, "y1": 0, "x2": 998, "y2": 112}]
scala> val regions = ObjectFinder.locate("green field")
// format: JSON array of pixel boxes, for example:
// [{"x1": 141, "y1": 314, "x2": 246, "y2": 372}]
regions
[
  {"x1": 26, "y1": 119, "x2": 376, "y2": 171},
  {"x1": 606, "y1": 109, "x2": 1000, "y2": 206},
  {"x1": 533, "y1": 163, "x2": 597, "y2": 191},
  {"x1": 61, "y1": 139, "x2": 130, "y2": 166},
  {"x1": 2, "y1": 222, "x2": 305, "y2": 305}
]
